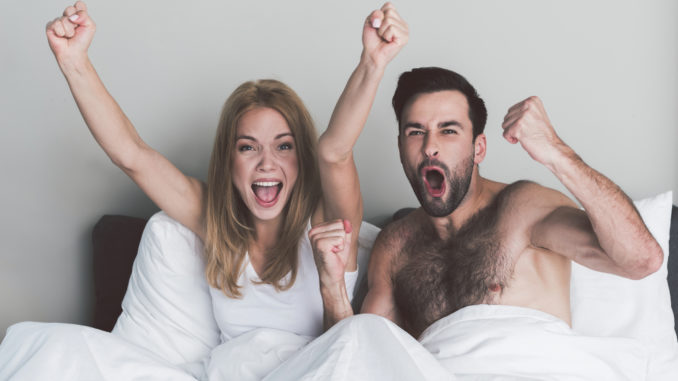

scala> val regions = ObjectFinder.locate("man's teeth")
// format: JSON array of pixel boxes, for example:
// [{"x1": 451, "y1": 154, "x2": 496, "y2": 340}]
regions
[{"x1": 253, "y1": 181, "x2": 281, "y2": 187}]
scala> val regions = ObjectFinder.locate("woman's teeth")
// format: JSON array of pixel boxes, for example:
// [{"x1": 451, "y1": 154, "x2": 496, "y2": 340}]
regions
[{"x1": 253, "y1": 181, "x2": 281, "y2": 187}]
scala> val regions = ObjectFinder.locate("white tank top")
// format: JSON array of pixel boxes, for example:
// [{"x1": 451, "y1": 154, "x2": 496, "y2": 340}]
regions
[{"x1": 210, "y1": 223, "x2": 358, "y2": 343}]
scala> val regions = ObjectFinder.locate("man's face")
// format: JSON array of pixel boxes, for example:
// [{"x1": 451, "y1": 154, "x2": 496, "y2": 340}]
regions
[{"x1": 398, "y1": 90, "x2": 478, "y2": 217}]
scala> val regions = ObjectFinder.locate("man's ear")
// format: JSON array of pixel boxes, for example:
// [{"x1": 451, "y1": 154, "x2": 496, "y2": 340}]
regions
[
  {"x1": 474, "y1": 133, "x2": 487, "y2": 164},
  {"x1": 397, "y1": 133, "x2": 403, "y2": 163}
]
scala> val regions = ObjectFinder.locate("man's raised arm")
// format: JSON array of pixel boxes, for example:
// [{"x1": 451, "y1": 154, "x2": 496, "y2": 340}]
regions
[{"x1": 501, "y1": 96, "x2": 663, "y2": 279}]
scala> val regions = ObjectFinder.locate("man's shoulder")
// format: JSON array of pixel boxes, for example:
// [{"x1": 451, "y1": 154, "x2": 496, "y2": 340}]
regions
[
  {"x1": 492, "y1": 180, "x2": 577, "y2": 224},
  {"x1": 498, "y1": 180, "x2": 572, "y2": 206},
  {"x1": 374, "y1": 209, "x2": 425, "y2": 252}
]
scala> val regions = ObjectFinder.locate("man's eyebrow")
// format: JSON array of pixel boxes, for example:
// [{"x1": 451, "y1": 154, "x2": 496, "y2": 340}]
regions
[
  {"x1": 403, "y1": 122, "x2": 425, "y2": 129},
  {"x1": 439, "y1": 121, "x2": 463, "y2": 129}
]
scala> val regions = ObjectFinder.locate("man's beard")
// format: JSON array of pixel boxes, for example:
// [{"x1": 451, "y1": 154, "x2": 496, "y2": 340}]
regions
[{"x1": 406, "y1": 153, "x2": 474, "y2": 218}]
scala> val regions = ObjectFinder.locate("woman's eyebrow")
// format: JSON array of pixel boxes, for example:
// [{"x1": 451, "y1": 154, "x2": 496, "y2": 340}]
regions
[{"x1": 236, "y1": 135, "x2": 256, "y2": 141}]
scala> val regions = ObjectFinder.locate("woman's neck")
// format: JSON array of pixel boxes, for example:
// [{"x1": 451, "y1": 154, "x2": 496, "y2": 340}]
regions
[{"x1": 248, "y1": 214, "x2": 283, "y2": 259}]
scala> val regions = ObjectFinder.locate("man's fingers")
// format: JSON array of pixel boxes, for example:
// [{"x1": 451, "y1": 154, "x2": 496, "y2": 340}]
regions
[
  {"x1": 501, "y1": 111, "x2": 522, "y2": 131},
  {"x1": 506, "y1": 101, "x2": 525, "y2": 116},
  {"x1": 502, "y1": 126, "x2": 519, "y2": 144}
]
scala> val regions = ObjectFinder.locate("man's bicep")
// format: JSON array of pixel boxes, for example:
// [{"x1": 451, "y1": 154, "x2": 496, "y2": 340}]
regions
[
  {"x1": 361, "y1": 287, "x2": 401, "y2": 324},
  {"x1": 360, "y1": 229, "x2": 401, "y2": 324},
  {"x1": 531, "y1": 206, "x2": 625, "y2": 274}
]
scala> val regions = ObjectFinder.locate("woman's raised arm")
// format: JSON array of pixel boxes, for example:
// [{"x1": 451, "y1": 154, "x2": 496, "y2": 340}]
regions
[
  {"x1": 46, "y1": 2, "x2": 206, "y2": 239},
  {"x1": 311, "y1": 2, "x2": 408, "y2": 329}
]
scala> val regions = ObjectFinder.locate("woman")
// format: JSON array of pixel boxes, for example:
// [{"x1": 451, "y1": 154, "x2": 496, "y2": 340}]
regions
[{"x1": 45, "y1": 1, "x2": 408, "y2": 341}]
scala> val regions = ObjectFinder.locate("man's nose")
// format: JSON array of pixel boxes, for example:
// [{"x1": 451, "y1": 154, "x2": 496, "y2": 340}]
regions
[{"x1": 423, "y1": 133, "x2": 439, "y2": 159}]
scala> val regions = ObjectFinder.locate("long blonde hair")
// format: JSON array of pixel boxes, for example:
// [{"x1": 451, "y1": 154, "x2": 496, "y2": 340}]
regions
[{"x1": 205, "y1": 79, "x2": 321, "y2": 298}]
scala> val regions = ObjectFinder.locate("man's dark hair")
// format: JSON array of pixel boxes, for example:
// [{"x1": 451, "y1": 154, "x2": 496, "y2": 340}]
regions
[{"x1": 392, "y1": 67, "x2": 487, "y2": 139}]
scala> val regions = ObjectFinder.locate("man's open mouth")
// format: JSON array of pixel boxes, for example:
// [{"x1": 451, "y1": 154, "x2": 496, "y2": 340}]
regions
[
  {"x1": 423, "y1": 167, "x2": 445, "y2": 198},
  {"x1": 252, "y1": 181, "x2": 283, "y2": 206}
]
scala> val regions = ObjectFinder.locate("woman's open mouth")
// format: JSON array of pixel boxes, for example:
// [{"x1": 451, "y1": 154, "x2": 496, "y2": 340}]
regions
[
  {"x1": 252, "y1": 180, "x2": 283, "y2": 207},
  {"x1": 422, "y1": 167, "x2": 445, "y2": 198}
]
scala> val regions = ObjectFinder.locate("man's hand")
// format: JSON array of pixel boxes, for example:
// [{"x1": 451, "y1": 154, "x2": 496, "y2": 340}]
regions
[
  {"x1": 46, "y1": 1, "x2": 95, "y2": 61},
  {"x1": 309, "y1": 219, "x2": 353, "y2": 288},
  {"x1": 501, "y1": 96, "x2": 568, "y2": 169},
  {"x1": 362, "y1": 2, "x2": 409, "y2": 69}
]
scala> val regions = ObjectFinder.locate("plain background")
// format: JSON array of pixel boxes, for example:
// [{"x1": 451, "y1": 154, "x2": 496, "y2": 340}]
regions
[{"x1": 1, "y1": 0, "x2": 676, "y2": 339}]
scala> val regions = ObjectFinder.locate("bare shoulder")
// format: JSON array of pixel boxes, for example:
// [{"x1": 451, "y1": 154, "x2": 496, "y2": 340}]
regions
[
  {"x1": 376, "y1": 209, "x2": 426, "y2": 251},
  {"x1": 369, "y1": 209, "x2": 426, "y2": 277},
  {"x1": 492, "y1": 180, "x2": 578, "y2": 229},
  {"x1": 500, "y1": 180, "x2": 576, "y2": 210}
]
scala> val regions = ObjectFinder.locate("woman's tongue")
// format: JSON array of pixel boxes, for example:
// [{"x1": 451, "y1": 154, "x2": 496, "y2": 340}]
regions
[{"x1": 254, "y1": 184, "x2": 280, "y2": 203}]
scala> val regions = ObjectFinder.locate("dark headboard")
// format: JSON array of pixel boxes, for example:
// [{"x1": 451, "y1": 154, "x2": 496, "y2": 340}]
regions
[{"x1": 668, "y1": 206, "x2": 678, "y2": 333}]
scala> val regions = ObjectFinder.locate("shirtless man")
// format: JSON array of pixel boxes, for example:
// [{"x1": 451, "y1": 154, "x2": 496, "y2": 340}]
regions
[{"x1": 314, "y1": 66, "x2": 663, "y2": 338}]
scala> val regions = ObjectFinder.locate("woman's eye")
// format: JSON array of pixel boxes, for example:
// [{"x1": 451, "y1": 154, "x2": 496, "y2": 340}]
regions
[
  {"x1": 279, "y1": 142, "x2": 293, "y2": 150},
  {"x1": 238, "y1": 145, "x2": 253, "y2": 152}
]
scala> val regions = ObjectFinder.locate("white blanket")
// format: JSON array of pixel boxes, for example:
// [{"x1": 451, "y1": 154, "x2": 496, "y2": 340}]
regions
[
  {"x1": 0, "y1": 322, "x2": 195, "y2": 381},
  {"x1": 420, "y1": 305, "x2": 650, "y2": 380},
  {"x1": 0, "y1": 306, "x2": 650, "y2": 380},
  {"x1": 266, "y1": 306, "x2": 650, "y2": 381}
]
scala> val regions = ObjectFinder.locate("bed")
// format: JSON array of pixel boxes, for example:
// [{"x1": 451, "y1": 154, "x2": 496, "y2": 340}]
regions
[
  {"x1": 0, "y1": 192, "x2": 676, "y2": 380},
  {"x1": 92, "y1": 204, "x2": 678, "y2": 337}
]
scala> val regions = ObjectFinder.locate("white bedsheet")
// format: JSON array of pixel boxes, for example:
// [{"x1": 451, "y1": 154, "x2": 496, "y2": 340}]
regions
[
  {"x1": 0, "y1": 322, "x2": 195, "y2": 381},
  {"x1": 267, "y1": 306, "x2": 650, "y2": 381},
  {"x1": 420, "y1": 305, "x2": 650, "y2": 380},
  {"x1": 0, "y1": 307, "x2": 651, "y2": 380}
]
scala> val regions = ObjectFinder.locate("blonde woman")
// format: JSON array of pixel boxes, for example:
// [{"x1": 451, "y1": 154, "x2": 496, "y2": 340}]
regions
[{"x1": 45, "y1": 0, "x2": 408, "y2": 343}]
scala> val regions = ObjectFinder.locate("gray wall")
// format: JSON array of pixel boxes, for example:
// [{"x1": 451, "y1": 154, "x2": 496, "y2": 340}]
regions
[{"x1": 2, "y1": 0, "x2": 676, "y2": 338}]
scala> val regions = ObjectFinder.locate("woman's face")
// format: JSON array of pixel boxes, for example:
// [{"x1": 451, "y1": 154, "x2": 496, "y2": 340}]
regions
[{"x1": 232, "y1": 107, "x2": 299, "y2": 223}]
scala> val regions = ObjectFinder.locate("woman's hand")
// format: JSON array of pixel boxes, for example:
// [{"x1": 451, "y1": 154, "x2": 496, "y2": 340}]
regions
[
  {"x1": 309, "y1": 219, "x2": 353, "y2": 288},
  {"x1": 46, "y1": 1, "x2": 95, "y2": 62},
  {"x1": 362, "y1": 2, "x2": 409, "y2": 69}
]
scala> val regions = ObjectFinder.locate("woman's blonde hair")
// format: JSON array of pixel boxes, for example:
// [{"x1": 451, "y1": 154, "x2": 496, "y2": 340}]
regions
[{"x1": 205, "y1": 79, "x2": 321, "y2": 298}]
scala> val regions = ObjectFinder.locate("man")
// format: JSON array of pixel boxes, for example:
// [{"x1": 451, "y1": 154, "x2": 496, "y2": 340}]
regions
[
  {"x1": 358, "y1": 66, "x2": 665, "y2": 338},
  {"x1": 276, "y1": 66, "x2": 661, "y2": 379},
  {"x1": 318, "y1": 67, "x2": 663, "y2": 337},
  {"x1": 314, "y1": 67, "x2": 662, "y2": 337}
]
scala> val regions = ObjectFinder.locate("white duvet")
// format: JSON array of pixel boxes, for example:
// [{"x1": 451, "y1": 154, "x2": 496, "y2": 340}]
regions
[
  {"x1": 0, "y1": 306, "x2": 649, "y2": 381},
  {"x1": 2, "y1": 192, "x2": 675, "y2": 380}
]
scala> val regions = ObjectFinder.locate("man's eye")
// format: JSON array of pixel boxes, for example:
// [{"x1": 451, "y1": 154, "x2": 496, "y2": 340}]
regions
[
  {"x1": 407, "y1": 130, "x2": 424, "y2": 136},
  {"x1": 442, "y1": 129, "x2": 457, "y2": 135},
  {"x1": 279, "y1": 142, "x2": 293, "y2": 150},
  {"x1": 238, "y1": 145, "x2": 254, "y2": 152}
]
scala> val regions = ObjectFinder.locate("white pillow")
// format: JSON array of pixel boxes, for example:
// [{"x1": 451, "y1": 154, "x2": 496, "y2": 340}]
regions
[
  {"x1": 112, "y1": 211, "x2": 380, "y2": 372},
  {"x1": 571, "y1": 191, "x2": 677, "y2": 380},
  {"x1": 112, "y1": 212, "x2": 221, "y2": 369}
]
